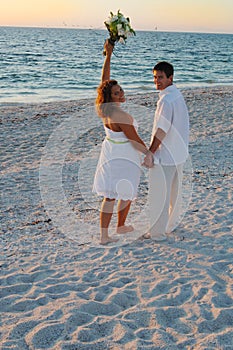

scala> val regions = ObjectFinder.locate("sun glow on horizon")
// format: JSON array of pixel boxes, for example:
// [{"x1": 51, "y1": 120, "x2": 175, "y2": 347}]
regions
[
  {"x1": 1, "y1": 0, "x2": 232, "y2": 34},
  {"x1": 1, "y1": 0, "x2": 76, "y2": 27}
]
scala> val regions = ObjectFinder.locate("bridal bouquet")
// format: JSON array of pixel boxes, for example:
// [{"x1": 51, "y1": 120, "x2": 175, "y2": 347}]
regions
[{"x1": 103, "y1": 10, "x2": 136, "y2": 55}]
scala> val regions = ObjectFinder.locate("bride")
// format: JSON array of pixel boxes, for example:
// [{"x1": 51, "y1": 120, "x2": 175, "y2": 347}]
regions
[{"x1": 93, "y1": 39, "x2": 152, "y2": 245}]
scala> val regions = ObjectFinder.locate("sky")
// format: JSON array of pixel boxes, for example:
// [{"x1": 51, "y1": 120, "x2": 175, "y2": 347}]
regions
[{"x1": 1, "y1": 0, "x2": 233, "y2": 34}]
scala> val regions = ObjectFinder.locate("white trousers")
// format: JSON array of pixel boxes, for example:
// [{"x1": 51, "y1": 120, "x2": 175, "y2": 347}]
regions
[{"x1": 148, "y1": 164, "x2": 183, "y2": 239}]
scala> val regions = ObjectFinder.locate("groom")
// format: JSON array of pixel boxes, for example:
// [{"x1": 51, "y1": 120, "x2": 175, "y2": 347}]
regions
[{"x1": 143, "y1": 61, "x2": 189, "y2": 241}]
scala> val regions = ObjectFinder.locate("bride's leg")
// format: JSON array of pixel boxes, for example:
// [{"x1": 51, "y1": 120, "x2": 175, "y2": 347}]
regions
[
  {"x1": 100, "y1": 198, "x2": 118, "y2": 244},
  {"x1": 116, "y1": 199, "x2": 134, "y2": 233}
]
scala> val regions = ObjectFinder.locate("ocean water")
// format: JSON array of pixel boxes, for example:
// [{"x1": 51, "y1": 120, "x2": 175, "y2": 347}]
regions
[{"x1": 0, "y1": 26, "x2": 232, "y2": 103}]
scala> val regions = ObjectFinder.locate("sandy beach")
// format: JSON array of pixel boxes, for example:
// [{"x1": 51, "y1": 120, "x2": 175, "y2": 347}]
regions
[{"x1": 1, "y1": 86, "x2": 233, "y2": 349}]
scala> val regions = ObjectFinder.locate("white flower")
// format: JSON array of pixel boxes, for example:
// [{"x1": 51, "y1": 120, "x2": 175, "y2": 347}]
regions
[
  {"x1": 117, "y1": 24, "x2": 122, "y2": 31},
  {"x1": 121, "y1": 17, "x2": 128, "y2": 23},
  {"x1": 110, "y1": 15, "x2": 118, "y2": 23}
]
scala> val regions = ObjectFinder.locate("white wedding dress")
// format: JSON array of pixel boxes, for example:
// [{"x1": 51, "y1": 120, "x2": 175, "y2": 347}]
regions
[{"x1": 93, "y1": 120, "x2": 142, "y2": 200}]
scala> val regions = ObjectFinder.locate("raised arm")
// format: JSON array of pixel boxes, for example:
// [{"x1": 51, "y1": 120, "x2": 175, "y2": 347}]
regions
[{"x1": 101, "y1": 39, "x2": 114, "y2": 83}]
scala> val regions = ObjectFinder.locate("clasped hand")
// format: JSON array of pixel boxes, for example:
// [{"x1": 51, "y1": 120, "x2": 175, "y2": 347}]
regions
[{"x1": 142, "y1": 151, "x2": 154, "y2": 168}]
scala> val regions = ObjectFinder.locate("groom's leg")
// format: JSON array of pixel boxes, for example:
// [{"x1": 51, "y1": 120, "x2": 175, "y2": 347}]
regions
[
  {"x1": 149, "y1": 165, "x2": 176, "y2": 239},
  {"x1": 166, "y1": 164, "x2": 184, "y2": 233}
]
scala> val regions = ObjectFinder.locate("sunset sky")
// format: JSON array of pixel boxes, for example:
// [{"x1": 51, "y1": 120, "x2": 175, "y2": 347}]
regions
[{"x1": 1, "y1": 0, "x2": 233, "y2": 34}]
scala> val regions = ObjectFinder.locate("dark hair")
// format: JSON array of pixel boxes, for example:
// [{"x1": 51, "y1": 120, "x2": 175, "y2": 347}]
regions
[
  {"x1": 96, "y1": 79, "x2": 118, "y2": 118},
  {"x1": 153, "y1": 61, "x2": 174, "y2": 78}
]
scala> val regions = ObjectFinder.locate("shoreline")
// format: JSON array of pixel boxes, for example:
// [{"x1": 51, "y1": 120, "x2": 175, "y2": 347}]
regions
[
  {"x1": 0, "y1": 84, "x2": 233, "y2": 107},
  {"x1": 1, "y1": 85, "x2": 233, "y2": 349}
]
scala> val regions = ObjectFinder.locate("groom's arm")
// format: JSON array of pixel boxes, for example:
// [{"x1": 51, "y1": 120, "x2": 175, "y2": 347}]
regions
[
  {"x1": 143, "y1": 99, "x2": 171, "y2": 167},
  {"x1": 142, "y1": 128, "x2": 166, "y2": 168},
  {"x1": 149, "y1": 128, "x2": 166, "y2": 153}
]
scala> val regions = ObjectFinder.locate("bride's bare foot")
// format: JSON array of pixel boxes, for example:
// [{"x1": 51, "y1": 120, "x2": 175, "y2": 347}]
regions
[
  {"x1": 100, "y1": 236, "x2": 119, "y2": 245},
  {"x1": 116, "y1": 225, "x2": 134, "y2": 234}
]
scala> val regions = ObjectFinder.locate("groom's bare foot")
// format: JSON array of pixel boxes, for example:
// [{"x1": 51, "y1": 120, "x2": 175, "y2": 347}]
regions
[
  {"x1": 100, "y1": 236, "x2": 119, "y2": 245},
  {"x1": 116, "y1": 225, "x2": 134, "y2": 234}
]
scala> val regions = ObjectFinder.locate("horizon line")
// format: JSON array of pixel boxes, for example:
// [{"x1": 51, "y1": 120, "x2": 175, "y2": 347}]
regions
[{"x1": 0, "y1": 24, "x2": 232, "y2": 35}]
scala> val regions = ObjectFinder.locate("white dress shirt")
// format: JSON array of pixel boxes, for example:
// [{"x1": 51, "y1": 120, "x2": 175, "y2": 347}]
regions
[{"x1": 152, "y1": 84, "x2": 189, "y2": 165}]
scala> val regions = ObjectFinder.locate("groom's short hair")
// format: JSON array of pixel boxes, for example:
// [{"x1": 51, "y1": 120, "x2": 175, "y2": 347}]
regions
[{"x1": 153, "y1": 61, "x2": 174, "y2": 78}]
